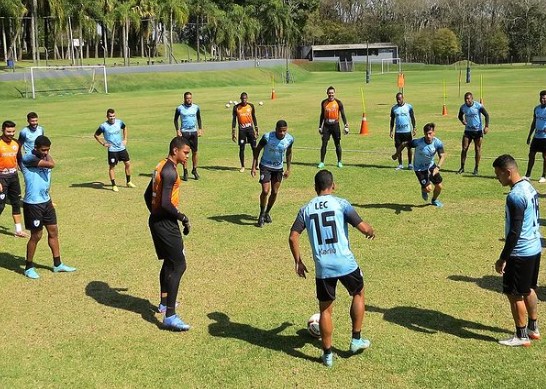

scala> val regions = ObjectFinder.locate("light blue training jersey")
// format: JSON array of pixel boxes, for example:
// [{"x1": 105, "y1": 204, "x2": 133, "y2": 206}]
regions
[
  {"x1": 18, "y1": 125, "x2": 45, "y2": 154},
  {"x1": 259, "y1": 131, "x2": 294, "y2": 170},
  {"x1": 292, "y1": 195, "x2": 363, "y2": 279},
  {"x1": 532, "y1": 105, "x2": 546, "y2": 139},
  {"x1": 410, "y1": 137, "x2": 444, "y2": 171},
  {"x1": 20, "y1": 152, "x2": 51, "y2": 204},
  {"x1": 460, "y1": 102, "x2": 484, "y2": 131},
  {"x1": 390, "y1": 103, "x2": 414, "y2": 133},
  {"x1": 96, "y1": 119, "x2": 126, "y2": 152},
  {"x1": 176, "y1": 104, "x2": 200, "y2": 132},
  {"x1": 506, "y1": 180, "x2": 542, "y2": 257}
]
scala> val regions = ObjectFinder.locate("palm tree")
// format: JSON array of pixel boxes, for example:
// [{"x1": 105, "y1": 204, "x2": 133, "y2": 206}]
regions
[
  {"x1": 0, "y1": 0, "x2": 27, "y2": 61},
  {"x1": 113, "y1": 0, "x2": 140, "y2": 65},
  {"x1": 158, "y1": 0, "x2": 188, "y2": 63}
]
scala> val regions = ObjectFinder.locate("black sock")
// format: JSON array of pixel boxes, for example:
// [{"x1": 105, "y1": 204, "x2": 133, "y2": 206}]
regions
[
  {"x1": 126, "y1": 175, "x2": 131, "y2": 183},
  {"x1": 166, "y1": 308, "x2": 175, "y2": 317},
  {"x1": 25, "y1": 261, "x2": 34, "y2": 270},
  {"x1": 111, "y1": 179, "x2": 116, "y2": 186},
  {"x1": 160, "y1": 296, "x2": 167, "y2": 307},
  {"x1": 323, "y1": 347, "x2": 332, "y2": 355},
  {"x1": 528, "y1": 319, "x2": 538, "y2": 332},
  {"x1": 265, "y1": 205, "x2": 272, "y2": 213},
  {"x1": 53, "y1": 256, "x2": 61, "y2": 267},
  {"x1": 516, "y1": 326, "x2": 527, "y2": 338},
  {"x1": 352, "y1": 331, "x2": 361, "y2": 340},
  {"x1": 259, "y1": 206, "x2": 265, "y2": 215}
]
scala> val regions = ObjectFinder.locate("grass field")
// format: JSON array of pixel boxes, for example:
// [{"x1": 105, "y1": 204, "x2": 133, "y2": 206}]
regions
[{"x1": 1, "y1": 63, "x2": 545, "y2": 388}]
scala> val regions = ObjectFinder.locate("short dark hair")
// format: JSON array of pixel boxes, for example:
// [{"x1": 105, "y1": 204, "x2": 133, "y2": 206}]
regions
[
  {"x1": 493, "y1": 154, "x2": 518, "y2": 170},
  {"x1": 396, "y1": 92, "x2": 403, "y2": 99},
  {"x1": 27, "y1": 112, "x2": 38, "y2": 120},
  {"x1": 184, "y1": 91, "x2": 192, "y2": 98},
  {"x1": 2, "y1": 120, "x2": 16, "y2": 130},
  {"x1": 168, "y1": 136, "x2": 190, "y2": 155},
  {"x1": 276, "y1": 119, "x2": 288, "y2": 129},
  {"x1": 240, "y1": 92, "x2": 247, "y2": 98},
  {"x1": 423, "y1": 122, "x2": 436, "y2": 133},
  {"x1": 464, "y1": 92, "x2": 473, "y2": 99},
  {"x1": 540, "y1": 90, "x2": 546, "y2": 98},
  {"x1": 106, "y1": 108, "x2": 115, "y2": 115},
  {"x1": 35, "y1": 135, "x2": 51, "y2": 148},
  {"x1": 327, "y1": 86, "x2": 335, "y2": 93},
  {"x1": 315, "y1": 170, "x2": 334, "y2": 192}
]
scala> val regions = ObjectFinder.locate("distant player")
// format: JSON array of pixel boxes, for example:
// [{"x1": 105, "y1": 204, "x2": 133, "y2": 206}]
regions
[
  {"x1": 232, "y1": 92, "x2": 258, "y2": 173},
  {"x1": 18, "y1": 112, "x2": 45, "y2": 155},
  {"x1": 318, "y1": 86, "x2": 348, "y2": 168},
  {"x1": 251, "y1": 119, "x2": 293, "y2": 227},
  {"x1": 289, "y1": 169, "x2": 375, "y2": 367},
  {"x1": 144, "y1": 137, "x2": 192, "y2": 331},
  {"x1": 389, "y1": 92, "x2": 416, "y2": 170},
  {"x1": 94, "y1": 108, "x2": 136, "y2": 192},
  {"x1": 392, "y1": 122, "x2": 446, "y2": 207},
  {"x1": 20, "y1": 135, "x2": 76, "y2": 279},
  {"x1": 457, "y1": 92, "x2": 490, "y2": 175},
  {"x1": 524, "y1": 90, "x2": 546, "y2": 182},
  {"x1": 173, "y1": 91, "x2": 203, "y2": 181},
  {"x1": 0, "y1": 120, "x2": 28, "y2": 238}
]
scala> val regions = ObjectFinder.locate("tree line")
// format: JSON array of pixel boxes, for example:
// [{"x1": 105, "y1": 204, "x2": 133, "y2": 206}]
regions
[{"x1": 1, "y1": 0, "x2": 545, "y2": 65}]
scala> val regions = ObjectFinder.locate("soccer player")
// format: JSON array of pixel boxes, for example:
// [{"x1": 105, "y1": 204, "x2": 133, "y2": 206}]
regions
[
  {"x1": 232, "y1": 92, "x2": 258, "y2": 173},
  {"x1": 251, "y1": 119, "x2": 293, "y2": 227},
  {"x1": 390, "y1": 92, "x2": 416, "y2": 170},
  {"x1": 457, "y1": 92, "x2": 490, "y2": 175},
  {"x1": 20, "y1": 135, "x2": 76, "y2": 279},
  {"x1": 289, "y1": 169, "x2": 375, "y2": 367},
  {"x1": 493, "y1": 154, "x2": 541, "y2": 347},
  {"x1": 318, "y1": 86, "x2": 349, "y2": 168},
  {"x1": 173, "y1": 91, "x2": 203, "y2": 181},
  {"x1": 524, "y1": 90, "x2": 546, "y2": 182},
  {"x1": 0, "y1": 120, "x2": 28, "y2": 238},
  {"x1": 392, "y1": 122, "x2": 446, "y2": 207},
  {"x1": 18, "y1": 112, "x2": 45, "y2": 155},
  {"x1": 144, "y1": 137, "x2": 192, "y2": 331},
  {"x1": 94, "y1": 108, "x2": 136, "y2": 192}
]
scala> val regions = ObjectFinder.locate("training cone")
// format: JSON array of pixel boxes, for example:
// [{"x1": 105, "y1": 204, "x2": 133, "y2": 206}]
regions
[
  {"x1": 271, "y1": 89, "x2": 276, "y2": 100},
  {"x1": 359, "y1": 113, "x2": 369, "y2": 136},
  {"x1": 442, "y1": 104, "x2": 448, "y2": 116}
]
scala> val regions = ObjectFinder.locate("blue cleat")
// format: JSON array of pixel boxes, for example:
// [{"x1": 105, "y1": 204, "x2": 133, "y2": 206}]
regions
[
  {"x1": 53, "y1": 263, "x2": 76, "y2": 273},
  {"x1": 24, "y1": 267, "x2": 40, "y2": 279},
  {"x1": 317, "y1": 162, "x2": 325, "y2": 169},
  {"x1": 163, "y1": 314, "x2": 191, "y2": 331},
  {"x1": 337, "y1": 161, "x2": 343, "y2": 168},
  {"x1": 431, "y1": 200, "x2": 443, "y2": 208},
  {"x1": 350, "y1": 338, "x2": 371, "y2": 353},
  {"x1": 421, "y1": 191, "x2": 429, "y2": 201},
  {"x1": 321, "y1": 352, "x2": 334, "y2": 367}
]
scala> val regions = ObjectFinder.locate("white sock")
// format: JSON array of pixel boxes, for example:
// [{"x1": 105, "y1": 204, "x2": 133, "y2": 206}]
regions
[{"x1": 15, "y1": 223, "x2": 22, "y2": 233}]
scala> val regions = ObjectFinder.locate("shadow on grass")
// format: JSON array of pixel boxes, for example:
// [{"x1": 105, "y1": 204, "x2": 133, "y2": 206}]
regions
[
  {"x1": 208, "y1": 311, "x2": 319, "y2": 363},
  {"x1": 208, "y1": 213, "x2": 257, "y2": 226},
  {"x1": 353, "y1": 202, "x2": 429, "y2": 214},
  {"x1": 449, "y1": 274, "x2": 546, "y2": 302},
  {"x1": 69, "y1": 181, "x2": 111, "y2": 191},
  {"x1": 0, "y1": 225, "x2": 15, "y2": 237},
  {"x1": 367, "y1": 305, "x2": 511, "y2": 341},
  {"x1": 200, "y1": 165, "x2": 240, "y2": 172},
  {"x1": 291, "y1": 161, "x2": 394, "y2": 170},
  {"x1": 85, "y1": 281, "x2": 161, "y2": 328},
  {"x1": 0, "y1": 251, "x2": 52, "y2": 276}
]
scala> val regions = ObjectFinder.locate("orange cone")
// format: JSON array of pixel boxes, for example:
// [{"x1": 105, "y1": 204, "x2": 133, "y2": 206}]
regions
[
  {"x1": 442, "y1": 104, "x2": 448, "y2": 116},
  {"x1": 271, "y1": 89, "x2": 276, "y2": 100},
  {"x1": 359, "y1": 113, "x2": 369, "y2": 135}
]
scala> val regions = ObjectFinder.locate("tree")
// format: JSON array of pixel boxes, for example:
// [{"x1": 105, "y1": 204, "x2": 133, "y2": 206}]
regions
[
  {"x1": 432, "y1": 27, "x2": 461, "y2": 63},
  {"x1": 158, "y1": 0, "x2": 188, "y2": 63}
]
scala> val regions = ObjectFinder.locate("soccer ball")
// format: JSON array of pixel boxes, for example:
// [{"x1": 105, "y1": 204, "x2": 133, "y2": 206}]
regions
[
  {"x1": 259, "y1": 101, "x2": 264, "y2": 106},
  {"x1": 225, "y1": 103, "x2": 230, "y2": 108},
  {"x1": 307, "y1": 313, "x2": 321, "y2": 338}
]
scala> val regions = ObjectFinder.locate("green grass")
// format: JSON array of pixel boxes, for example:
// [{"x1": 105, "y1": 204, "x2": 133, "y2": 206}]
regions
[{"x1": 0, "y1": 64, "x2": 545, "y2": 388}]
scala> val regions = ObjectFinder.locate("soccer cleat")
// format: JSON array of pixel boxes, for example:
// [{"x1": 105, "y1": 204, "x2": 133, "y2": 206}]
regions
[
  {"x1": 431, "y1": 199, "x2": 443, "y2": 208},
  {"x1": 421, "y1": 191, "x2": 429, "y2": 201},
  {"x1": 473, "y1": 168, "x2": 479, "y2": 176},
  {"x1": 126, "y1": 182, "x2": 136, "y2": 188},
  {"x1": 192, "y1": 169, "x2": 200, "y2": 180},
  {"x1": 321, "y1": 352, "x2": 334, "y2": 367},
  {"x1": 456, "y1": 168, "x2": 464, "y2": 174},
  {"x1": 112, "y1": 185, "x2": 119, "y2": 192},
  {"x1": 264, "y1": 213, "x2": 272, "y2": 223},
  {"x1": 539, "y1": 177, "x2": 546, "y2": 184},
  {"x1": 350, "y1": 338, "x2": 371, "y2": 353},
  {"x1": 163, "y1": 314, "x2": 191, "y2": 331},
  {"x1": 317, "y1": 162, "x2": 325, "y2": 169},
  {"x1": 408, "y1": 164, "x2": 414, "y2": 170},
  {"x1": 257, "y1": 214, "x2": 265, "y2": 228},
  {"x1": 395, "y1": 164, "x2": 404, "y2": 170},
  {"x1": 337, "y1": 161, "x2": 343, "y2": 168},
  {"x1": 24, "y1": 267, "x2": 40, "y2": 279},
  {"x1": 53, "y1": 263, "x2": 76, "y2": 273},
  {"x1": 14, "y1": 231, "x2": 29, "y2": 238},
  {"x1": 528, "y1": 328, "x2": 541, "y2": 340},
  {"x1": 239, "y1": 167, "x2": 245, "y2": 173},
  {"x1": 498, "y1": 334, "x2": 531, "y2": 347},
  {"x1": 182, "y1": 170, "x2": 188, "y2": 181}
]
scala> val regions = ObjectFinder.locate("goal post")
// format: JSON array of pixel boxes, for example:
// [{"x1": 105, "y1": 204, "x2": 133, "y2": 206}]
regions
[
  {"x1": 28, "y1": 65, "x2": 108, "y2": 99},
  {"x1": 381, "y1": 58, "x2": 402, "y2": 74}
]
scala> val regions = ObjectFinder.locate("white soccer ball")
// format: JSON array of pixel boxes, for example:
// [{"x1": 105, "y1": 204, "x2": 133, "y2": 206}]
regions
[
  {"x1": 225, "y1": 103, "x2": 231, "y2": 108},
  {"x1": 307, "y1": 313, "x2": 321, "y2": 338},
  {"x1": 259, "y1": 101, "x2": 264, "y2": 106}
]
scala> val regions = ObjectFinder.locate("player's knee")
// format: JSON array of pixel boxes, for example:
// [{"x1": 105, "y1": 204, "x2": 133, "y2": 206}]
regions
[
  {"x1": 31, "y1": 229, "x2": 43, "y2": 241},
  {"x1": 425, "y1": 184, "x2": 433, "y2": 193}
]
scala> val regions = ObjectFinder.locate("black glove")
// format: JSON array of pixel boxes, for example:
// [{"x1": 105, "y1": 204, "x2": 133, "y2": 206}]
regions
[{"x1": 179, "y1": 213, "x2": 191, "y2": 235}]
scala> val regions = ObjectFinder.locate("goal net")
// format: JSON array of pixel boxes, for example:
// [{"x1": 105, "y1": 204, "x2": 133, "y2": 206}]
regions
[
  {"x1": 26, "y1": 65, "x2": 108, "y2": 99},
  {"x1": 381, "y1": 58, "x2": 402, "y2": 74}
]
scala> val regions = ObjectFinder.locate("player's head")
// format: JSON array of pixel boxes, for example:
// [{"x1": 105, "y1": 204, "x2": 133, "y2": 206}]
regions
[
  {"x1": 275, "y1": 119, "x2": 288, "y2": 140},
  {"x1": 106, "y1": 108, "x2": 116, "y2": 123},
  {"x1": 26, "y1": 112, "x2": 39, "y2": 127},
  {"x1": 423, "y1": 122, "x2": 436, "y2": 143},
  {"x1": 240, "y1": 92, "x2": 248, "y2": 104},
  {"x1": 34, "y1": 135, "x2": 51, "y2": 157},
  {"x1": 168, "y1": 136, "x2": 191, "y2": 164},
  {"x1": 315, "y1": 169, "x2": 334, "y2": 193},
  {"x1": 540, "y1": 90, "x2": 546, "y2": 105},
  {"x1": 493, "y1": 154, "x2": 519, "y2": 187},
  {"x1": 1, "y1": 120, "x2": 16, "y2": 140},
  {"x1": 464, "y1": 92, "x2": 473, "y2": 106},
  {"x1": 326, "y1": 86, "x2": 335, "y2": 100},
  {"x1": 184, "y1": 91, "x2": 192, "y2": 105},
  {"x1": 396, "y1": 92, "x2": 404, "y2": 105}
]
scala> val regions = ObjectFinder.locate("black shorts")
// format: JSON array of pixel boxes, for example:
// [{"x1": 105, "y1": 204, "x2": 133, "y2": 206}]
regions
[
  {"x1": 503, "y1": 253, "x2": 541, "y2": 295},
  {"x1": 415, "y1": 166, "x2": 442, "y2": 188},
  {"x1": 238, "y1": 127, "x2": 256, "y2": 147},
  {"x1": 23, "y1": 200, "x2": 57, "y2": 230},
  {"x1": 148, "y1": 215, "x2": 185, "y2": 263},
  {"x1": 108, "y1": 149, "x2": 130, "y2": 166},
  {"x1": 0, "y1": 174, "x2": 22, "y2": 208},
  {"x1": 394, "y1": 132, "x2": 412, "y2": 147},
  {"x1": 322, "y1": 122, "x2": 341, "y2": 142},
  {"x1": 316, "y1": 267, "x2": 364, "y2": 302},
  {"x1": 181, "y1": 132, "x2": 198, "y2": 152},
  {"x1": 463, "y1": 130, "x2": 483, "y2": 141},
  {"x1": 259, "y1": 165, "x2": 283, "y2": 184},
  {"x1": 530, "y1": 138, "x2": 546, "y2": 153}
]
